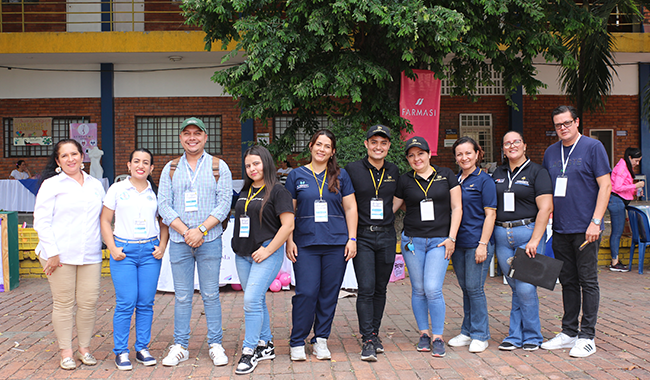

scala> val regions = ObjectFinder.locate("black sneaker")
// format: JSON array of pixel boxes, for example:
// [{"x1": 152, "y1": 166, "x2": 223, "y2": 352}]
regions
[
  {"x1": 371, "y1": 333, "x2": 384, "y2": 353},
  {"x1": 523, "y1": 344, "x2": 539, "y2": 351},
  {"x1": 360, "y1": 339, "x2": 377, "y2": 362},
  {"x1": 235, "y1": 349, "x2": 258, "y2": 375},
  {"x1": 431, "y1": 338, "x2": 446, "y2": 357},
  {"x1": 610, "y1": 262, "x2": 628, "y2": 272},
  {"x1": 417, "y1": 333, "x2": 431, "y2": 352},
  {"x1": 498, "y1": 342, "x2": 518, "y2": 351},
  {"x1": 254, "y1": 341, "x2": 275, "y2": 361}
]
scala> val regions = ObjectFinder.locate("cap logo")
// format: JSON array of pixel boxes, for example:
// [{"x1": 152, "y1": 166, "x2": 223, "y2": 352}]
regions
[{"x1": 376, "y1": 126, "x2": 383, "y2": 130}]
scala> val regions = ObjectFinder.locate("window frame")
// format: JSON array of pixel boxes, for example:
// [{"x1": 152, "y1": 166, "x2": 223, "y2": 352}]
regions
[
  {"x1": 135, "y1": 115, "x2": 222, "y2": 156},
  {"x1": 3, "y1": 116, "x2": 80, "y2": 158},
  {"x1": 458, "y1": 113, "x2": 494, "y2": 163}
]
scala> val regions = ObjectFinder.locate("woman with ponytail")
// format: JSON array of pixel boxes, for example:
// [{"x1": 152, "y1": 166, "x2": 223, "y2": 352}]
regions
[
  {"x1": 607, "y1": 147, "x2": 644, "y2": 271},
  {"x1": 285, "y1": 129, "x2": 358, "y2": 361},
  {"x1": 100, "y1": 148, "x2": 169, "y2": 370}
]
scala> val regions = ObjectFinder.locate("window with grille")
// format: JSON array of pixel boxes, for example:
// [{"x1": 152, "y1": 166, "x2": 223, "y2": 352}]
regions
[
  {"x1": 441, "y1": 65, "x2": 505, "y2": 96},
  {"x1": 274, "y1": 115, "x2": 337, "y2": 153},
  {"x1": 4, "y1": 117, "x2": 79, "y2": 158},
  {"x1": 459, "y1": 114, "x2": 493, "y2": 163},
  {"x1": 136, "y1": 116, "x2": 221, "y2": 156}
]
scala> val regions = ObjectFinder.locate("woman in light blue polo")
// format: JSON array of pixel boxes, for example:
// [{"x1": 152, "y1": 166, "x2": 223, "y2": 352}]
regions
[
  {"x1": 449, "y1": 137, "x2": 496, "y2": 353},
  {"x1": 285, "y1": 129, "x2": 358, "y2": 361},
  {"x1": 100, "y1": 148, "x2": 169, "y2": 370}
]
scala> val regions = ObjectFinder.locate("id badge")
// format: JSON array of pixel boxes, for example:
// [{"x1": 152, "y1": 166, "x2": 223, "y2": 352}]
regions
[
  {"x1": 239, "y1": 216, "x2": 250, "y2": 238},
  {"x1": 370, "y1": 198, "x2": 384, "y2": 220},
  {"x1": 185, "y1": 190, "x2": 198, "y2": 212},
  {"x1": 314, "y1": 199, "x2": 328, "y2": 223},
  {"x1": 134, "y1": 219, "x2": 147, "y2": 239},
  {"x1": 420, "y1": 199, "x2": 435, "y2": 221},
  {"x1": 555, "y1": 176, "x2": 568, "y2": 197},
  {"x1": 504, "y1": 191, "x2": 515, "y2": 212}
]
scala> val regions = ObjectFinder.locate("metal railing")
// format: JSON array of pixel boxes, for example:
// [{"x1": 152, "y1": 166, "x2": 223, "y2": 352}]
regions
[{"x1": 0, "y1": 0, "x2": 197, "y2": 33}]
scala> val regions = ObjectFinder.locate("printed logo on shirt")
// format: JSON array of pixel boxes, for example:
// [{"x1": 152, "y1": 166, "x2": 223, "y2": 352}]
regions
[
  {"x1": 119, "y1": 191, "x2": 130, "y2": 201},
  {"x1": 495, "y1": 178, "x2": 505, "y2": 184},
  {"x1": 297, "y1": 180, "x2": 309, "y2": 190},
  {"x1": 515, "y1": 180, "x2": 529, "y2": 186},
  {"x1": 147, "y1": 195, "x2": 155, "y2": 201},
  {"x1": 384, "y1": 175, "x2": 396, "y2": 183}
]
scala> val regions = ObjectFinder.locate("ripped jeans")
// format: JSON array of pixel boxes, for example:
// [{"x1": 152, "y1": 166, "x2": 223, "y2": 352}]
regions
[{"x1": 169, "y1": 238, "x2": 223, "y2": 347}]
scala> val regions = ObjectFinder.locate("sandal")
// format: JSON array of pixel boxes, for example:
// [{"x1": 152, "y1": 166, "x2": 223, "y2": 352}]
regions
[
  {"x1": 60, "y1": 357, "x2": 76, "y2": 370},
  {"x1": 76, "y1": 351, "x2": 97, "y2": 366}
]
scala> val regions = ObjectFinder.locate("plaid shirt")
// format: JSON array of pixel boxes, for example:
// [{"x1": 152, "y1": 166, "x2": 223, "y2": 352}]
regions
[{"x1": 158, "y1": 151, "x2": 233, "y2": 243}]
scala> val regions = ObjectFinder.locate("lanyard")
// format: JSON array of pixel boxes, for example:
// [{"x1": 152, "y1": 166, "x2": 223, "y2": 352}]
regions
[
  {"x1": 507, "y1": 159, "x2": 530, "y2": 190},
  {"x1": 369, "y1": 168, "x2": 385, "y2": 198},
  {"x1": 244, "y1": 185, "x2": 265, "y2": 215},
  {"x1": 185, "y1": 154, "x2": 206, "y2": 189},
  {"x1": 414, "y1": 166, "x2": 436, "y2": 198},
  {"x1": 310, "y1": 164, "x2": 327, "y2": 200},
  {"x1": 561, "y1": 134, "x2": 581, "y2": 175}
]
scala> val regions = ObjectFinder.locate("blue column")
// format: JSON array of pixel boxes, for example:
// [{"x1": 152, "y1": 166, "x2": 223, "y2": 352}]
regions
[
  {"x1": 101, "y1": 0, "x2": 111, "y2": 31},
  {"x1": 101, "y1": 63, "x2": 115, "y2": 184},
  {"x1": 639, "y1": 64, "x2": 650, "y2": 199},
  {"x1": 509, "y1": 85, "x2": 524, "y2": 134},
  {"x1": 240, "y1": 116, "x2": 255, "y2": 176}
]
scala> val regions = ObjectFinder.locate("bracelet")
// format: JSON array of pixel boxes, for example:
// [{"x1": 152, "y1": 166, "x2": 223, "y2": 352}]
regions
[
  {"x1": 478, "y1": 241, "x2": 488, "y2": 246},
  {"x1": 349, "y1": 237, "x2": 357, "y2": 241},
  {"x1": 182, "y1": 228, "x2": 190, "y2": 237},
  {"x1": 448, "y1": 236, "x2": 456, "y2": 243}
]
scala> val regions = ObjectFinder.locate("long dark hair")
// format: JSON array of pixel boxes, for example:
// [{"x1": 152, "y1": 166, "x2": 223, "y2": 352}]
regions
[
  {"x1": 624, "y1": 147, "x2": 642, "y2": 179},
  {"x1": 452, "y1": 136, "x2": 484, "y2": 170},
  {"x1": 243, "y1": 145, "x2": 278, "y2": 221},
  {"x1": 40, "y1": 139, "x2": 84, "y2": 183},
  {"x1": 501, "y1": 130, "x2": 527, "y2": 166},
  {"x1": 308, "y1": 129, "x2": 340, "y2": 194},
  {"x1": 129, "y1": 148, "x2": 158, "y2": 195}
]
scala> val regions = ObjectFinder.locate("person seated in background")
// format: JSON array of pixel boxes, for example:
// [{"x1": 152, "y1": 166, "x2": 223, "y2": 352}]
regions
[
  {"x1": 10, "y1": 160, "x2": 31, "y2": 179},
  {"x1": 276, "y1": 160, "x2": 293, "y2": 185}
]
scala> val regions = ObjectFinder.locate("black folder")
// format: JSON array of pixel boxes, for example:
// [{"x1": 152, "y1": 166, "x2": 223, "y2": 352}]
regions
[{"x1": 508, "y1": 248, "x2": 564, "y2": 291}]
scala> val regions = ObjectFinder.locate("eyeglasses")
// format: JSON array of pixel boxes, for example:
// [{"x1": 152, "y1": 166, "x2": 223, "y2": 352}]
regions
[
  {"x1": 503, "y1": 139, "x2": 523, "y2": 149},
  {"x1": 554, "y1": 119, "x2": 574, "y2": 130}
]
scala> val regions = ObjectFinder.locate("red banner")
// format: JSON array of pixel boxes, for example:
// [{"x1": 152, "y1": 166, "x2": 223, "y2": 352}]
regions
[{"x1": 399, "y1": 70, "x2": 441, "y2": 156}]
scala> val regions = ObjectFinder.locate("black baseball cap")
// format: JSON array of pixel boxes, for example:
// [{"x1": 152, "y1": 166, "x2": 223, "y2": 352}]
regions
[
  {"x1": 366, "y1": 124, "x2": 391, "y2": 140},
  {"x1": 404, "y1": 136, "x2": 430, "y2": 154}
]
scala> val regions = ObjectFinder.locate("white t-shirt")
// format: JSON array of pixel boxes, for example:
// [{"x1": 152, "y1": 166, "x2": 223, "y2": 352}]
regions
[
  {"x1": 277, "y1": 167, "x2": 293, "y2": 184},
  {"x1": 10, "y1": 170, "x2": 29, "y2": 180},
  {"x1": 103, "y1": 177, "x2": 160, "y2": 240}
]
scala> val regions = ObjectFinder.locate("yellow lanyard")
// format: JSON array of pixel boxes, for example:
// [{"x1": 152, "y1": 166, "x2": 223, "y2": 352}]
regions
[
  {"x1": 244, "y1": 185, "x2": 265, "y2": 215},
  {"x1": 414, "y1": 166, "x2": 436, "y2": 198},
  {"x1": 310, "y1": 164, "x2": 327, "y2": 200},
  {"x1": 369, "y1": 168, "x2": 385, "y2": 198}
]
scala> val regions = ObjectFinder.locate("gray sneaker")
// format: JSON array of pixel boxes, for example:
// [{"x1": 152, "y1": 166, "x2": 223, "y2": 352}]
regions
[
  {"x1": 417, "y1": 333, "x2": 431, "y2": 352},
  {"x1": 431, "y1": 338, "x2": 446, "y2": 357}
]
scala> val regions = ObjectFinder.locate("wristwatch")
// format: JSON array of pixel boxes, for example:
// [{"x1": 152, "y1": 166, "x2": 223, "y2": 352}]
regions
[
  {"x1": 591, "y1": 218, "x2": 602, "y2": 226},
  {"x1": 198, "y1": 224, "x2": 208, "y2": 236}
]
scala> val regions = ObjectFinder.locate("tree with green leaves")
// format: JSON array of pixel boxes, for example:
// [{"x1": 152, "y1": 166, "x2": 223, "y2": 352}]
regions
[{"x1": 182, "y1": 0, "x2": 571, "y2": 160}]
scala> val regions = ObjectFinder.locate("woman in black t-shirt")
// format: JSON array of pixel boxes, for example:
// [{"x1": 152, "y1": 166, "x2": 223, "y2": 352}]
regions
[
  {"x1": 493, "y1": 131, "x2": 553, "y2": 352},
  {"x1": 231, "y1": 146, "x2": 295, "y2": 375},
  {"x1": 393, "y1": 136, "x2": 462, "y2": 357}
]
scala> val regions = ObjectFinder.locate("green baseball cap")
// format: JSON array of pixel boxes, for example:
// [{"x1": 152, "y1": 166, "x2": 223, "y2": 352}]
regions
[{"x1": 179, "y1": 117, "x2": 207, "y2": 134}]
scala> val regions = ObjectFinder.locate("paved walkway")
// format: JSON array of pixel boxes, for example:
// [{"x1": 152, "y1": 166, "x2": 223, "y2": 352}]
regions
[{"x1": 1, "y1": 268, "x2": 649, "y2": 379}]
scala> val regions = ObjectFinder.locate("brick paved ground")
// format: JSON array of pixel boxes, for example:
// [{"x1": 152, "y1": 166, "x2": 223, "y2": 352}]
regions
[{"x1": 1, "y1": 267, "x2": 649, "y2": 379}]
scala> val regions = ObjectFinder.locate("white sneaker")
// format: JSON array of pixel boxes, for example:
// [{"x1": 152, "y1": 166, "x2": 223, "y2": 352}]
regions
[
  {"x1": 312, "y1": 338, "x2": 331, "y2": 360},
  {"x1": 448, "y1": 334, "x2": 472, "y2": 347},
  {"x1": 468, "y1": 339, "x2": 489, "y2": 353},
  {"x1": 162, "y1": 344, "x2": 189, "y2": 366},
  {"x1": 569, "y1": 338, "x2": 597, "y2": 358},
  {"x1": 541, "y1": 333, "x2": 578, "y2": 350},
  {"x1": 290, "y1": 345, "x2": 306, "y2": 361},
  {"x1": 209, "y1": 343, "x2": 228, "y2": 366}
]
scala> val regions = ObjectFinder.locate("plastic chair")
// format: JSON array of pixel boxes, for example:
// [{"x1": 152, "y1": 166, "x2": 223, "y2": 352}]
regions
[
  {"x1": 114, "y1": 174, "x2": 129, "y2": 182},
  {"x1": 625, "y1": 205, "x2": 650, "y2": 274}
]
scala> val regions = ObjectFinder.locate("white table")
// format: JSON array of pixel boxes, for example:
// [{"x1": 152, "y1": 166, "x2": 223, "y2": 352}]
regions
[
  {"x1": 0, "y1": 178, "x2": 110, "y2": 212},
  {"x1": 157, "y1": 218, "x2": 358, "y2": 291}
]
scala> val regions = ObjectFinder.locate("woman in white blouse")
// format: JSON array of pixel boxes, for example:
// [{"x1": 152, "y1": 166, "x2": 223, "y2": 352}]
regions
[
  {"x1": 100, "y1": 148, "x2": 168, "y2": 371},
  {"x1": 34, "y1": 139, "x2": 105, "y2": 370}
]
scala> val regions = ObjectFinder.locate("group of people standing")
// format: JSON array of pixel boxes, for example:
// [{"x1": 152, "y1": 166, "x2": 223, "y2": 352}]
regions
[{"x1": 32, "y1": 104, "x2": 617, "y2": 374}]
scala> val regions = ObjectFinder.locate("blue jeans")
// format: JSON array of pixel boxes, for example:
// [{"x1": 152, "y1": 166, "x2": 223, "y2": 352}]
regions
[
  {"x1": 110, "y1": 238, "x2": 162, "y2": 354},
  {"x1": 607, "y1": 194, "x2": 626, "y2": 261},
  {"x1": 169, "y1": 238, "x2": 223, "y2": 347},
  {"x1": 400, "y1": 233, "x2": 448, "y2": 335},
  {"x1": 494, "y1": 224, "x2": 545, "y2": 346},
  {"x1": 451, "y1": 244, "x2": 494, "y2": 341},
  {"x1": 235, "y1": 240, "x2": 283, "y2": 350}
]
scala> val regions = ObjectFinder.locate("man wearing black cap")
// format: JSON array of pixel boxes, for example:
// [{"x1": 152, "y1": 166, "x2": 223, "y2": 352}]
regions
[{"x1": 344, "y1": 125, "x2": 400, "y2": 361}]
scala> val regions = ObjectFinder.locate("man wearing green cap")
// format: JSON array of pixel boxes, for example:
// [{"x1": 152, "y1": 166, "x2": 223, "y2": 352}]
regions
[{"x1": 158, "y1": 117, "x2": 233, "y2": 367}]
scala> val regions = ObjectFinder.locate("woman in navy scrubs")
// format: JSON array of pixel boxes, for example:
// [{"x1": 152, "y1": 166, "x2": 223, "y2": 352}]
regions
[{"x1": 285, "y1": 129, "x2": 358, "y2": 361}]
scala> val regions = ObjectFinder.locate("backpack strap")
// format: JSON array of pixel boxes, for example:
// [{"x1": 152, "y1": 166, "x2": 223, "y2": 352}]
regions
[{"x1": 168, "y1": 157, "x2": 181, "y2": 180}]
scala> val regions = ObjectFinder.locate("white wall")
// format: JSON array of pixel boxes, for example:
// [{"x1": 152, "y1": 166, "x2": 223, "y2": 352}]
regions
[
  {"x1": 0, "y1": 65, "x2": 100, "y2": 99},
  {"x1": 113, "y1": 64, "x2": 228, "y2": 97},
  {"x1": 531, "y1": 62, "x2": 638, "y2": 95}
]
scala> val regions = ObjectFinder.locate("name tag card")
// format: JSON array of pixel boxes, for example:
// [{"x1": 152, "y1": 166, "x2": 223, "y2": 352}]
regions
[
  {"x1": 370, "y1": 198, "x2": 384, "y2": 220},
  {"x1": 134, "y1": 219, "x2": 147, "y2": 238},
  {"x1": 420, "y1": 199, "x2": 435, "y2": 221},
  {"x1": 185, "y1": 190, "x2": 198, "y2": 212},
  {"x1": 555, "y1": 176, "x2": 568, "y2": 197},
  {"x1": 314, "y1": 200, "x2": 328, "y2": 223},
  {"x1": 239, "y1": 216, "x2": 250, "y2": 238},
  {"x1": 504, "y1": 191, "x2": 515, "y2": 212}
]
